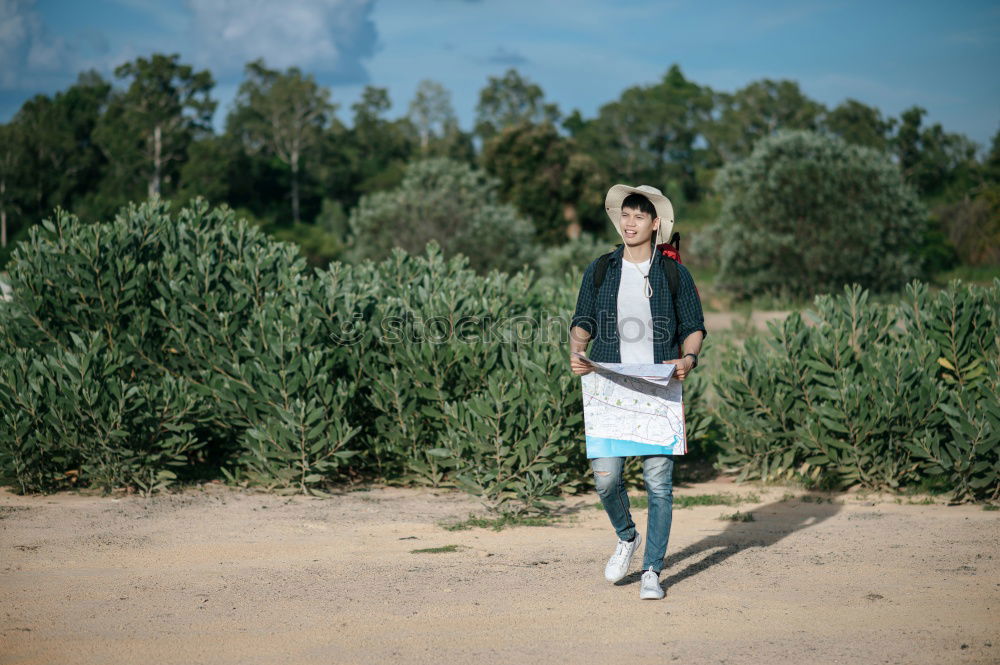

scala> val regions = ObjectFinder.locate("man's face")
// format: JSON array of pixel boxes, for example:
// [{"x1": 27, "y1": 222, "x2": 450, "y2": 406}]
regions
[{"x1": 620, "y1": 206, "x2": 660, "y2": 246}]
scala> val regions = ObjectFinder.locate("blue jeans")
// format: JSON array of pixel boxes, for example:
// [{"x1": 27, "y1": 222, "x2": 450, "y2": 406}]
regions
[{"x1": 591, "y1": 455, "x2": 674, "y2": 574}]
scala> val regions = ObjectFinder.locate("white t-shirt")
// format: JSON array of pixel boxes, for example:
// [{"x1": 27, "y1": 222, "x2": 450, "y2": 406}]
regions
[{"x1": 617, "y1": 256, "x2": 655, "y2": 364}]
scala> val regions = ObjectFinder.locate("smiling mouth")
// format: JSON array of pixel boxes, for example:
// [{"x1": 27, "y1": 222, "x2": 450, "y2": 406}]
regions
[{"x1": 624, "y1": 230, "x2": 637, "y2": 237}]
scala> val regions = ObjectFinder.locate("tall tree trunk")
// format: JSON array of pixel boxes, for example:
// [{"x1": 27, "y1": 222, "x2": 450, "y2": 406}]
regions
[
  {"x1": 291, "y1": 151, "x2": 300, "y2": 225},
  {"x1": 149, "y1": 124, "x2": 162, "y2": 198},
  {"x1": 563, "y1": 202, "x2": 580, "y2": 240}
]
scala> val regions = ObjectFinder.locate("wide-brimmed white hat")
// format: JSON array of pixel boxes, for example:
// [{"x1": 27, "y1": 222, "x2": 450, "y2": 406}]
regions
[{"x1": 605, "y1": 184, "x2": 675, "y2": 247}]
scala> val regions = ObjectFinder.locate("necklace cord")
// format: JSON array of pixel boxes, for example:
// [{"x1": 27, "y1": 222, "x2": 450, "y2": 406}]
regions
[{"x1": 621, "y1": 229, "x2": 655, "y2": 299}]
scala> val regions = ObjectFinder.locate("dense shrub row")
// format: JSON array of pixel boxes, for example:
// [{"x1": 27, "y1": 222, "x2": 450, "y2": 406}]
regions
[
  {"x1": 2, "y1": 198, "x2": 991, "y2": 509},
  {"x1": 714, "y1": 281, "x2": 999, "y2": 502},
  {"x1": 0, "y1": 198, "x2": 710, "y2": 514}
]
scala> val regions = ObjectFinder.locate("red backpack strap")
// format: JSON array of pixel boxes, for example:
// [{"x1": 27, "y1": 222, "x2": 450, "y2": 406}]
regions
[
  {"x1": 656, "y1": 233, "x2": 701, "y2": 357},
  {"x1": 656, "y1": 232, "x2": 682, "y2": 264}
]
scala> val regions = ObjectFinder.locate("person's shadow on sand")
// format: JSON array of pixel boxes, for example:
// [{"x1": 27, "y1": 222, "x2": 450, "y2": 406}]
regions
[{"x1": 617, "y1": 495, "x2": 841, "y2": 588}]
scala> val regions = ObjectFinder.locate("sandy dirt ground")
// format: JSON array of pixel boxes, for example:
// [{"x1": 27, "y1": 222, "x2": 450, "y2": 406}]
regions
[
  {"x1": 703, "y1": 310, "x2": 789, "y2": 333},
  {"x1": 1, "y1": 478, "x2": 997, "y2": 665}
]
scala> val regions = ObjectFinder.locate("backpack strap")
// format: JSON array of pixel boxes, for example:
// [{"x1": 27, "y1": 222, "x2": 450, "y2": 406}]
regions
[
  {"x1": 592, "y1": 249, "x2": 615, "y2": 291},
  {"x1": 662, "y1": 233, "x2": 682, "y2": 356},
  {"x1": 593, "y1": 243, "x2": 680, "y2": 302},
  {"x1": 661, "y1": 231, "x2": 681, "y2": 303},
  {"x1": 662, "y1": 256, "x2": 679, "y2": 303},
  {"x1": 591, "y1": 241, "x2": 684, "y2": 357}
]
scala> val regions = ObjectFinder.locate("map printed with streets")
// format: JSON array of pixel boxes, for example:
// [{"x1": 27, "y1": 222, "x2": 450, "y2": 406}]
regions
[{"x1": 575, "y1": 353, "x2": 686, "y2": 458}]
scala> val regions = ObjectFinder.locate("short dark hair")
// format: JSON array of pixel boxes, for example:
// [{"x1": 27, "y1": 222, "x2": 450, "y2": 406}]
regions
[{"x1": 621, "y1": 193, "x2": 657, "y2": 219}]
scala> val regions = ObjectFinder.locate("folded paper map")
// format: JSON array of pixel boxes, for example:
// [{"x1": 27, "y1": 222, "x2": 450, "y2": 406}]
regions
[{"x1": 575, "y1": 352, "x2": 686, "y2": 458}]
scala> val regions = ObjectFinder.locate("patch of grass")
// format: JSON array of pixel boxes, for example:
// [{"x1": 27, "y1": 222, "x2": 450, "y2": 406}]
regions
[
  {"x1": 983, "y1": 504, "x2": 999, "y2": 512},
  {"x1": 589, "y1": 494, "x2": 649, "y2": 510},
  {"x1": 410, "y1": 544, "x2": 462, "y2": 554},
  {"x1": 439, "y1": 512, "x2": 560, "y2": 532},
  {"x1": 676, "y1": 492, "x2": 760, "y2": 508},
  {"x1": 780, "y1": 492, "x2": 796, "y2": 502},
  {"x1": 800, "y1": 494, "x2": 834, "y2": 504},
  {"x1": 906, "y1": 496, "x2": 936, "y2": 505},
  {"x1": 590, "y1": 491, "x2": 761, "y2": 511},
  {"x1": 629, "y1": 495, "x2": 649, "y2": 509},
  {"x1": 719, "y1": 510, "x2": 755, "y2": 522}
]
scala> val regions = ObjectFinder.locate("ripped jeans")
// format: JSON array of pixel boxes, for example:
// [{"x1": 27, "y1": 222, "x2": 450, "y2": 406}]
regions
[{"x1": 591, "y1": 455, "x2": 674, "y2": 574}]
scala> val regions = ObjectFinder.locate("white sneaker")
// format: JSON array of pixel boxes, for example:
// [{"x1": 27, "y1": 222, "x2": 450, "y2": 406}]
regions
[
  {"x1": 604, "y1": 532, "x2": 641, "y2": 582},
  {"x1": 639, "y1": 566, "x2": 665, "y2": 599}
]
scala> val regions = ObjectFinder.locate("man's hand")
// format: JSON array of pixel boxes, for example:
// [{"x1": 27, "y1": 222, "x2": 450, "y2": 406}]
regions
[
  {"x1": 662, "y1": 356, "x2": 695, "y2": 380},
  {"x1": 570, "y1": 351, "x2": 594, "y2": 375}
]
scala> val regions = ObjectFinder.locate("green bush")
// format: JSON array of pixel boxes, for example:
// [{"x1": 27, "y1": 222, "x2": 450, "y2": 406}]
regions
[
  {"x1": 713, "y1": 280, "x2": 999, "y2": 502},
  {"x1": 532, "y1": 232, "x2": 612, "y2": 284},
  {"x1": 314, "y1": 244, "x2": 539, "y2": 483},
  {"x1": 0, "y1": 329, "x2": 203, "y2": 496},
  {"x1": 0, "y1": 195, "x2": 749, "y2": 513},
  {"x1": 933, "y1": 182, "x2": 1000, "y2": 267},
  {"x1": 0, "y1": 197, "x2": 360, "y2": 496},
  {"x1": 711, "y1": 129, "x2": 929, "y2": 300},
  {"x1": 342, "y1": 157, "x2": 538, "y2": 275},
  {"x1": 308, "y1": 240, "x2": 594, "y2": 513},
  {"x1": 438, "y1": 343, "x2": 580, "y2": 516},
  {"x1": 0, "y1": 198, "x2": 594, "y2": 513}
]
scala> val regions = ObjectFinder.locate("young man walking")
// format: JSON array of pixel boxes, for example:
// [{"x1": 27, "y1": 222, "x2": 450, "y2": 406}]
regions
[{"x1": 569, "y1": 184, "x2": 706, "y2": 600}]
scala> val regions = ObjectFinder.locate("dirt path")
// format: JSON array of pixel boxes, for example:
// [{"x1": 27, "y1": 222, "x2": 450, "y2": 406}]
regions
[
  {"x1": 1, "y1": 479, "x2": 997, "y2": 665},
  {"x1": 703, "y1": 310, "x2": 790, "y2": 332}
]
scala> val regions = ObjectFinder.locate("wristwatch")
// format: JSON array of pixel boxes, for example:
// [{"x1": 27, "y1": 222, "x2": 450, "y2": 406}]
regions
[{"x1": 683, "y1": 353, "x2": 699, "y2": 368}]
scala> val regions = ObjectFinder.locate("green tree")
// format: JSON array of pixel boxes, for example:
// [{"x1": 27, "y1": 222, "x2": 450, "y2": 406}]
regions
[
  {"x1": 0, "y1": 123, "x2": 21, "y2": 249},
  {"x1": 706, "y1": 79, "x2": 825, "y2": 162},
  {"x1": 984, "y1": 128, "x2": 1000, "y2": 183},
  {"x1": 822, "y1": 99, "x2": 896, "y2": 152},
  {"x1": 177, "y1": 134, "x2": 248, "y2": 206},
  {"x1": 408, "y1": 79, "x2": 455, "y2": 152},
  {"x1": 343, "y1": 158, "x2": 537, "y2": 274},
  {"x1": 345, "y1": 86, "x2": 417, "y2": 200},
  {"x1": 933, "y1": 183, "x2": 1000, "y2": 266},
  {"x1": 475, "y1": 68, "x2": 560, "y2": 141},
  {"x1": 406, "y1": 80, "x2": 473, "y2": 162},
  {"x1": 9, "y1": 71, "x2": 112, "y2": 226},
  {"x1": 712, "y1": 130, "x2": 928, "y2": 299},
  {"x1": 894, "y1": 106, "x2": 979, "y2": 198},
  {"x1": 569, "y1": 64, "x2": 714, "y2": 202},
  {"x1": 94, "y1": 54, "x2": 215, "y2": 204},
  {"x1": 227, "y1": 58, "x2": 334, "y2": 225},
  {"x1": 480, "y1": 122, "x2": 604, "y2": 242}
]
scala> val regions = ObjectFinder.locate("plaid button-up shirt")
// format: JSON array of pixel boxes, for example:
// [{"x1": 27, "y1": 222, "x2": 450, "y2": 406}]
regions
[{"x1": 570, "y1": 244, "x2": 707, "y2": 363}]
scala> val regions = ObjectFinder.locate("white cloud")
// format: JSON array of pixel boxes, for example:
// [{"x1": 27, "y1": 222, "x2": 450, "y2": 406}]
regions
[
  {"x1": 0, "y1": 0, "x2": 71, "y2": 88},
  {"x1": 0, "y1": 1, "x2": 30, "y2": 87},
  {"x1": 184, "y1": 0, "x2": 377, "y2": 80}
]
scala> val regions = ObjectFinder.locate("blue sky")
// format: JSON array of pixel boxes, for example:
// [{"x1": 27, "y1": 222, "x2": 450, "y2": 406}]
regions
[{"x1": 2, "y1": 0, "x2": 998, "y2": 151}]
